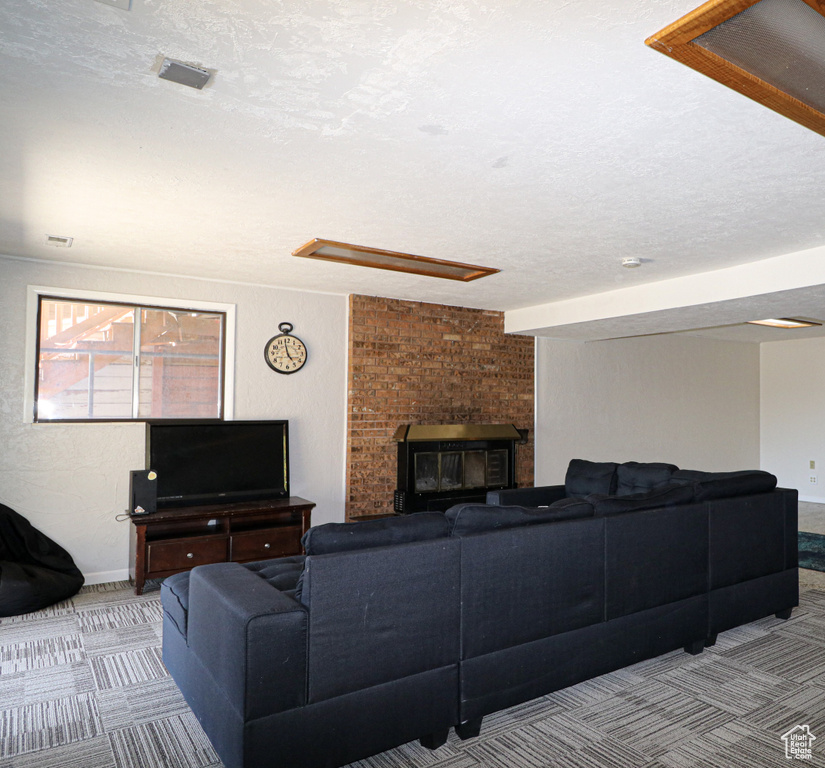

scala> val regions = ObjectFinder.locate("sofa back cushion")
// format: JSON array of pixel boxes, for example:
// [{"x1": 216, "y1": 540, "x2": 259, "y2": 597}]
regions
[
  {"x1": 301, "y1": 538, "x2": 460, "y2": 702},
  {"x1": 587, "y1": 482, "x2": 694, "y2": 516},
  {"x1": 615, "y1": 461, "x2": 678, "y2": 496},
  {"x1": 458, "y1": 516, "x2": 605, "y2": 659},
  {"x1": 301, "y1": 512, "x2": 449, "y2": 556},
  {"x1": 604, "y1": 503, "x2": 708, "y2": 619},
  {"x1": 446, "y1": 499, "x2": 593, "y2": 536},
  {"x1": 565, "y1": 459, "x2": 618, "y2": 498},
  {"x1": 672, "y1": 469, "x2": 777, "y2": 501},
  {"x1": 707, "y1": 491, "x2": 789, "y2": 589}
]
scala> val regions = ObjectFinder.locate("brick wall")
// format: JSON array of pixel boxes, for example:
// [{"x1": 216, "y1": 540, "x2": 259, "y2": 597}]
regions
[{"x1": 347, "y1": 294, "x2": 534, "y2": 520}]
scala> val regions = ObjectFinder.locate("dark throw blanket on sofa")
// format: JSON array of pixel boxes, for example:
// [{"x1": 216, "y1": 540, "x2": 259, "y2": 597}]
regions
[{"x1": 0, "y1": 503, "x2": 84, "y2": 617}]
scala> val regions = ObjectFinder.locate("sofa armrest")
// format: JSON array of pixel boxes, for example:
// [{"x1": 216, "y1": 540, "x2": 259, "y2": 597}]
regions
[
  {"x1": 781, "y1": 488, "x2": 799, "y2": 569},
  {"x1": 486, "y1": 485, "x2": 566, "y2": 507},
  {"x1": 187, "y1": 562, "x2": 307, "y2": 720}
]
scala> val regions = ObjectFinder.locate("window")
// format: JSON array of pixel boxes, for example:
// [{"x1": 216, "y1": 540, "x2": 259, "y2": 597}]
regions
[{"x1": 35, "y1": 296, "x2": 227, "y2": 421}]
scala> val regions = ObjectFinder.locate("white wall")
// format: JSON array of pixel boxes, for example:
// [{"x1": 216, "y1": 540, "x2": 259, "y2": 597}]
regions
[
  {"x1": 0, "y1": 256, "x2": 348, "y2": 583},
  {"x1": 535, "y1": 334, "x2": 761, "y2": 486},
  {"x1": 761, "y1": 337, "x2": 825, "y2": 502}
]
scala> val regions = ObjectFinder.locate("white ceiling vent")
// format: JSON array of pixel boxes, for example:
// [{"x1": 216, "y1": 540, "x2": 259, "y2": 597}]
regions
[
  {"x1": 45, "y1": 235, "x2": 73, "y2": 247},
  {"x1": 158, "y1": 58, "x2": 212, "y2": 90}
]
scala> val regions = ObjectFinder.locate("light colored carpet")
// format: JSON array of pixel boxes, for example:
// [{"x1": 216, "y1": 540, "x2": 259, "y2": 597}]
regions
[
  {"x1": 799, "y1": 501, "x2": 825, "y2": 535},
  {"x1": 1, "y1": 580, "x2": 823, "y2": 768}
]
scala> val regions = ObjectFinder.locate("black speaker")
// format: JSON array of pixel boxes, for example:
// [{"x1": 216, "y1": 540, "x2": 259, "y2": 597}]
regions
[{"x1": 130, "y1": 470, "x2": 157, "y2": 515}]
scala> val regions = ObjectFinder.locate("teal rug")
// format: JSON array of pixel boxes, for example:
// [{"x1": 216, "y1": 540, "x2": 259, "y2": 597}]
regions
[{"x1": 799, "y1": 531, "x2": 825, "y2": 572}]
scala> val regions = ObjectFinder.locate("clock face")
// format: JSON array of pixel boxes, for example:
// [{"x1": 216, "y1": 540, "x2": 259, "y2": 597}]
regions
[{"x1": 265, "y1": 333, "x2": 307, "y2": 374}]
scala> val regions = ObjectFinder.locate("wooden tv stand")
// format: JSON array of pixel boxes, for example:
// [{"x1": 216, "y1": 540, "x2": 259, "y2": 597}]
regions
[{"x1": 129, "y1": 496, "x2": 314, "y2": 595}]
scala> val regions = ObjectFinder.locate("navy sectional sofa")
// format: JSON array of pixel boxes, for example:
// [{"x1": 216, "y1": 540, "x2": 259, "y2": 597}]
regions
[{"x1": 161, "y1": 460, "x2": 798, "y2": 768}]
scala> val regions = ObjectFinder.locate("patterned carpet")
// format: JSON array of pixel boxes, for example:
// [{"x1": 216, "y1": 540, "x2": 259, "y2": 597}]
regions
[{"x1": 1, "y1": 582, "x2": 824, "y2": 768}]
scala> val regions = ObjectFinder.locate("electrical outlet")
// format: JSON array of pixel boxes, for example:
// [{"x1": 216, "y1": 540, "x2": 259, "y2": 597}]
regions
[
  {"x1": 811, "y1": 476, "x2": 818, "y2": 485},
  {"x1": 811, "y1": 460, "x2": 817, "y2": 470}
]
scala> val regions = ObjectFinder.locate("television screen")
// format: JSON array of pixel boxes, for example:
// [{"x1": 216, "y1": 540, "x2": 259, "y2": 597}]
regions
[{"x1": 146, "y1": 420, "x2": 289, "y2": 507}]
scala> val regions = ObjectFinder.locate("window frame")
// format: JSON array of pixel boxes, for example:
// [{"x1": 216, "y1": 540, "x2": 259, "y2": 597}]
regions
[{"x1": 25, "y1": 286, "x2": 236, "y2": 424}]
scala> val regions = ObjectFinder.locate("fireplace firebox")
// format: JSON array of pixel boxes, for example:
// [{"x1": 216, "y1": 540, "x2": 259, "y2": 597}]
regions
[{"x1": 393, "y1": 424, "x2": 522, "y2": 514}]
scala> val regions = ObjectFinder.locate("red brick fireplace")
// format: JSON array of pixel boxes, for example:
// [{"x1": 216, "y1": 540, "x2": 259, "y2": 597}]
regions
[{"x1": 346, "y1": 294, "x2": 534, "y2": 521}]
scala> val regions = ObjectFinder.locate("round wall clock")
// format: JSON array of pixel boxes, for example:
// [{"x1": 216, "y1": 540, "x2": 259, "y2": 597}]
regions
[{"x1": 264, "y1": 322, "x2": 308, "y2": 374}]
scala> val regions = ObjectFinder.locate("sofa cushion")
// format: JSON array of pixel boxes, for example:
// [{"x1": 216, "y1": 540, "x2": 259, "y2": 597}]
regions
[
  {"x1": 615, "y1": 461, "x2": 678, "y2": 496},
  {"x1": 672, "y1": 469, "x2": 777, "y2": 501},
  {"x1": 604, "y1": 504, "x2": 708, "y2": 618},
  {"x1": 565, "y1": 459, "x2": 618, "y2": 498},
  {"x1": 447, "y1": 499, "x2": 594, "y2": 536},
  {"x1": 587, "y1": 482, "x2": 694, "y2": 516},
  {"x1": 301, "y1": 512, "x2": 450, "y2": 556},
  {"x1": 161, "y1": 556, "x2": 306, "y2": 638},
  {"x1": 300, "y1": 538, "x2": 461, "y2": 701},
  {"x1": 244, "y1": 555, "x2": 306, "y2": 597}
]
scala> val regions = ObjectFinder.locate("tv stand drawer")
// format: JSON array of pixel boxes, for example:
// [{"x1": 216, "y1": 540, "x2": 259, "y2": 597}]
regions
[
  {"x1": 230, "y1": 527, "x2": 301, "y2": 561},
  {"x1": 130, "y1": 497, "x2": 313, "y2": 594},
  {"x1": 147, "y1": 537, "x2": 227, "y2": 574}
]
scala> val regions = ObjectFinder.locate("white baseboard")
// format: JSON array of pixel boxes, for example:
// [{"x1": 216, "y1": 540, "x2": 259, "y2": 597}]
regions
[
  {"x1": 83, "y1": 569, "x2": 130, "y2": 585},
  {"x1": 799, "y1": 495, "x2": 825, "y2": 505}
]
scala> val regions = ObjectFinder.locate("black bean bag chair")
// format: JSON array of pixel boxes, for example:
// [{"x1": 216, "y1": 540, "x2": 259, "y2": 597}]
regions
[{"x1": 0, "y1": 503, "x2": 84, "y2": 617}]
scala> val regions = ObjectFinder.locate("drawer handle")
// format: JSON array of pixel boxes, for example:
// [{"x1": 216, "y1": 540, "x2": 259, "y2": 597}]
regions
[
  {"x1": 264, "y1": 543, "x2": 271, "y2": 549},
  {"x1": 186, "y1": 552, "x2": 194, "y2": 559}
]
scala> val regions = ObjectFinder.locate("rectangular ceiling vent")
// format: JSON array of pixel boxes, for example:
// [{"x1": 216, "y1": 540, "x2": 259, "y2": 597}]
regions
[
  {"x1": 647, "y1": 0, "x2": 825, "y2": 138},
  {"x1": 45, "y1": 235, "x2": 73, "y2": 247},
  {"x1": 158, "y1": 58, "x2": 212, "y2": 90}
]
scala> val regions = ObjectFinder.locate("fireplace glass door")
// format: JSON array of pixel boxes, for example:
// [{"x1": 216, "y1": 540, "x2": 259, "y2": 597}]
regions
[{"x1": 413, "y1": 448, "x2": 509, "y2": 493}]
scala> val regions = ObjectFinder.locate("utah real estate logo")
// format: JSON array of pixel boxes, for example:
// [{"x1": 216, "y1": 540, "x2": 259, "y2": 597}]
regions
[{"x1": 782, "y1": 725, "x2": 816, "y2": 760}]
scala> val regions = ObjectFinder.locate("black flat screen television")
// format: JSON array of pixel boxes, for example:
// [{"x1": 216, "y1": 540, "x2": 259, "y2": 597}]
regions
[{"x1": 146, "y1": 420, "x2": 289, "y2": 508}]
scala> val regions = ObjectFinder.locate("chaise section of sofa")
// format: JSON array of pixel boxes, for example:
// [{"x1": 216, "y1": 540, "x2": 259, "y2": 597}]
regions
[{"x1": 162, "y1": 513, "x2": 460, "y2": 768}]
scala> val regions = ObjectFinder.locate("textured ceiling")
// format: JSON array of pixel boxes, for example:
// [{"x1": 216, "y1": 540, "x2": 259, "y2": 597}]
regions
[{"x1": 2, "y1": 0, "x2": 825, "y2": 340}]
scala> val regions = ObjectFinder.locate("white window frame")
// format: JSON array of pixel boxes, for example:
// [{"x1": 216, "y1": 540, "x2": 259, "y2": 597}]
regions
[{"x1": 25, "y1": 286, "x2": 236, "y2": 423}]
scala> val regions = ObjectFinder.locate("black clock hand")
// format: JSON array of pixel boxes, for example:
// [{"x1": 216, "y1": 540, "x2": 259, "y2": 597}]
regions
[{"x1": 285, "y1": 344, "x2": 295, "y2": 361}]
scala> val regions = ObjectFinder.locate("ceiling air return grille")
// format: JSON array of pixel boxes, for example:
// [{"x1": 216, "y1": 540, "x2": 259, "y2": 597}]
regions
[{"x1": 647, "y1": 0, "x2": 825, "y2": 137}]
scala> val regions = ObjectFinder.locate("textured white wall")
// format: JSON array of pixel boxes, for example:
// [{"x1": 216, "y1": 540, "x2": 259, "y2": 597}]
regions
[
  {"x1": 534, "y1": 334, "x2": 761, "y2": 486},
  {"x1": 761, "y1": 337, "x2": 825, "y2": 502},
  {"x1": 0, "y1": 256, "x2": 348, "y2": 583}
]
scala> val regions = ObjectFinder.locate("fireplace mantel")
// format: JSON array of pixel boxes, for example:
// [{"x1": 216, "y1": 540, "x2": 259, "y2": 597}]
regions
[{"x1": 393, "y1": 424, "x2": 522, "y2": 443}]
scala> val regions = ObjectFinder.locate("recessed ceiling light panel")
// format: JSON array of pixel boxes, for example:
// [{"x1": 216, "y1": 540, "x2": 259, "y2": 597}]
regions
[
  {"x1": 158, "y1": 58, "x2": 212, "y2": 90},
  {"x1": 647, "y1": 0, "x2": 825, "y2": 138},
  {"x1": 747, "y1": 317, "x2": 822, "y2": 328},
  {"x1": 292, "y1": 239, "x2": 500, "y2": 282}
]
